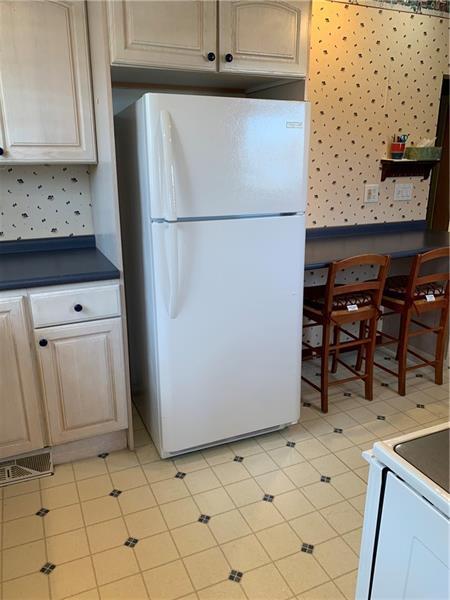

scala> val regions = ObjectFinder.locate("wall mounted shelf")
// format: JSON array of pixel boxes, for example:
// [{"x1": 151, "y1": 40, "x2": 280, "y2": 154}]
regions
[{"x1": 380, "y1": 159, "x2": 440, "y2": 182}]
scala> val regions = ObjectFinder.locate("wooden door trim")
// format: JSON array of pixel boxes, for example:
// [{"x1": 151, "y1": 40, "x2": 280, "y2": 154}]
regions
[{"x1": 427, "y1": 75, "x2": 449, "y2": 231}]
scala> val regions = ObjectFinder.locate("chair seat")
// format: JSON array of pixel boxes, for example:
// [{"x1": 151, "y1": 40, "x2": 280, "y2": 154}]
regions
[
  {"x1": 304, "y1": 285, "x2": 373, "y2": 311},
  {"x1": 383, "y1": 275, "x2": 446, "y2": 300}
]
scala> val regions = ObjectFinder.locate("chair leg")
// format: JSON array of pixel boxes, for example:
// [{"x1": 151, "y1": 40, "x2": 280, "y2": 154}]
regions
[
  {"x1": 321, "y1": 322, "x2": 331, "y2": 413},
  {"x1": 364, "y1": 318, "x2": 377, "y2": 401},
  {"x1": 397, "y1": 309, "x2": 412, "y2": 396},
  {"x1": 355, "y1": 320, "x2": 366, "y2": 372},
  {"x1": 331, "y1": 325, "x2": 339, "y2": 374},
  {"x1": 434, "y1": 304, "x2": 449, "y2": 386}
]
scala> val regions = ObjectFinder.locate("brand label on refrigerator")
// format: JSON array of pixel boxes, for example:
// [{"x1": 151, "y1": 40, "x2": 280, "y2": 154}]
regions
[
  {"x1": 425, "y1": 294, "x2": 436, "y2": 302},
  {"x1": 286, "y1": 121, "x2": 303, "y2": 128}
]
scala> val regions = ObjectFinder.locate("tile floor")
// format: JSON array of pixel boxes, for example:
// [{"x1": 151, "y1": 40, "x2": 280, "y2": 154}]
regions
[{"x1": 1, "y1": 351, "x2": 448, "y2": 600}]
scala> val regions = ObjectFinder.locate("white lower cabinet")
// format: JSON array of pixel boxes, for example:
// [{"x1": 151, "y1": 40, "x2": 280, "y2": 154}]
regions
[
  {"x1": 35, "y1": 318, "x2": 128, "y2": 444},
  {"x1": 0, "y1": 296, "x2": 44, "y2": 459},
  {"x1": 0, "y1": 282, "x2": 129, "y2": 460}
]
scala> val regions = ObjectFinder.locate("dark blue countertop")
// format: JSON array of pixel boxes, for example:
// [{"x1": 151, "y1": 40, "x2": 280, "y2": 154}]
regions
[
  {"x1": 0, "y1": 236, "x2": 120, "y2": 291},
  {"x1": 305, "y1": 221, "x2": 450, "y2": 270}
]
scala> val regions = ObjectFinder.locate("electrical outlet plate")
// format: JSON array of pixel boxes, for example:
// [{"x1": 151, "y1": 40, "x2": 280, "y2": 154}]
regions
[
  {"x1": 394, "y1": 183, "x2": 413, "y2": 201},
  {"x1": 364, "y1": 184, "x2": 379, "y2": 203}
]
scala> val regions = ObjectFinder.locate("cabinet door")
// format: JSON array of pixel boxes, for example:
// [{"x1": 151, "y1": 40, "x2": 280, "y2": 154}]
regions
[
  {"x1": 36, "y1": 319, "x2": 128, "y2": 444},
  {"x1": 219, "y1": 1, "x2": 310, "y2": 76},
  {"x1": 0, "y1": 1, "x2": 96, "y2": 163},
  {"x1": 107, "y1": 0, "x2": 217, "y2": 70},
  {"x1": 0, "y1": 297, "x2": 44, "y2": 459}
]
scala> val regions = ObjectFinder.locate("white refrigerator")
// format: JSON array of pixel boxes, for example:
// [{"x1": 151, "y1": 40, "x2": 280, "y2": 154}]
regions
[{"x1": 115, "y1": 93, "x2": 310, "y2": 458}]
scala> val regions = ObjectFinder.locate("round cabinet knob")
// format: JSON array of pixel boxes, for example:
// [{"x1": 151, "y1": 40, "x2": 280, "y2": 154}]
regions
[
  {"x1": 225, "y1": 53, "x2": 233, "y2": 63},
  {"x1": 0, "y1": 147, "x2": 4, "y2": 156},
  {"x1": 74, "y1": 303, "x2": 83, "y2": 312},
  {"x1": 39, "y1": 339, "x2": 48, "y2": 347},
  {"x1": 207, "y1": 52, "x2": 216, "y2": 62}
]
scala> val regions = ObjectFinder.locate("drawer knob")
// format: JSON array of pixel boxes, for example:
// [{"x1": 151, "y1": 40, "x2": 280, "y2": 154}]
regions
[
  {"x1": 0, "y1": 147, "x2": 4, "y2": 156},
  {"x1": 74, "y1": 303, "x2": 83, "y2": 312},
  {"x1": 225, "y1": 53, "x2": 233, "y2": 63},
  {"x1": 207, "y1": 52, "x2": 216, "y2": 62},
  {"x1": 39, "y1": 339, "x2": 48, "y2": 347}
]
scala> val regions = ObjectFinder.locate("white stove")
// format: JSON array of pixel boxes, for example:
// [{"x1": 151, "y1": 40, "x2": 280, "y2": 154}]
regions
[{"x1": 356, "y1": 422, "x2": 449, "y2": 599}]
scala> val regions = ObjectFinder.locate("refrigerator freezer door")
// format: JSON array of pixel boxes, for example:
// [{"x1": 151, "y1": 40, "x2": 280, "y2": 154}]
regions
[
  {"x1": 144, "y1": 93, "x2": 310, "y2": 219},
  {"x1": 151, "y1": 214, "x2": 305, "y2": 455}
]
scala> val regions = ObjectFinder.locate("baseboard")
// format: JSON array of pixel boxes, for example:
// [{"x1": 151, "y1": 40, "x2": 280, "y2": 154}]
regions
[{"x1": 52, "y1": 429, "x2": 128, "y2": 464}]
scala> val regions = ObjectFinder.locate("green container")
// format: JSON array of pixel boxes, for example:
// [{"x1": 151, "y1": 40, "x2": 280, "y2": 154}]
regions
[{"x1": 404, "y1": 146, "x2": 442, "y2": 161}]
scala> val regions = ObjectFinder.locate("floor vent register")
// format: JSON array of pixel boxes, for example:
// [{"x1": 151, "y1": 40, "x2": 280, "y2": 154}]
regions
[{"x1": 0, "y1": 449, "x2": 53, "y2": 487}]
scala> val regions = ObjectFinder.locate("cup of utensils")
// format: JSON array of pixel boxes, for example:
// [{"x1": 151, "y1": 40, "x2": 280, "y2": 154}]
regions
[{"x1": 391, "y1": 134, "x2": 409, "y2": 159}]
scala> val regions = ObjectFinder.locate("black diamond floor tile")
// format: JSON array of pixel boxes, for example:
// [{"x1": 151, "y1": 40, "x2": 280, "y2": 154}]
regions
[
  {"x1": 320, "y1": 475, "x2": 331, "y2": 483},
  {"x1": 333, "y1": 428, "x2": 343, "y2": 434},
  {"x1": 98, "y1": 453, "x2": 109, "y2": 459},
  {"x1": 36, "y1": 508, "x2": 49, "y2": 517},
  {"x1": 286, "y1": 441, "x2": 296, "y2": 448},
  {"x1": 175, "y1": 472, "x2": 186, "y2": 479},
  {"x1": 109, "y1": 489, "x2": 122, "y2": 497},
  {"x1": 233, "y1": 456, "x2": 244, "y2": 463},
  {"x1": 263, "y1": 494, "x2": 274, "y2": 502},
  {"x1": 377, "y1": 415, "x2": 386, "y2": 421},
  {"x1": 229, "y1": 570, "x2": 243, "y2": 582},
  {"x1": 344, "y1": 392, "x2": 352, "y2": 397},
  {"x1": 40, "y1": 562, "x2": 56, "y2": 575},
  {"x1": 416, "y1": 403, "x2": 425, "y2": 409},
  {"x1": 198, "y1": 514, "x2": 211, "y2": 524},
  {"x1": 301, "y1": 543, "x2": 314, "y2": 554},
  {"x1": 303, "y1": 401, "x2": 311, "y2": 407},
  {"x1": 124, "y1": 537, "x2": 139, "y2": 547}
]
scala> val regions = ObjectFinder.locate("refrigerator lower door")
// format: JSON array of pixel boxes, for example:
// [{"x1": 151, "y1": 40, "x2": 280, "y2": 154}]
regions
[{"x1": 151, "y1": 214, "x2": 305, "y2": 455}]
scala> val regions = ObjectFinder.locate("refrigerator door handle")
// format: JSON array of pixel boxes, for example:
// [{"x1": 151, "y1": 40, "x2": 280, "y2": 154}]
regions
[
  {"x1": 160, "y1": 110, "x2": 177, "y2": 221},
  {"x1": 167, "y1": 223, "x2": 179, "y2": 319}
]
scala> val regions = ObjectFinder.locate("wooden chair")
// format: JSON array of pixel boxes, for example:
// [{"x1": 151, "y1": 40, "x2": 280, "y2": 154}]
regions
[
  {"x1": 373, "y1": 247, "x2": 450, "y2": 396},
  {"x1": 302, "y1": 254, "x2": 390, "y2": 413}
]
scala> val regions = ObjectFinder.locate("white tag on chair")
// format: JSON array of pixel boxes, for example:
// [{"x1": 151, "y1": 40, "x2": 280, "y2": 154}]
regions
[
  {"x1": 425, "y1": 294, "x2": 435, "y2": 302},
  {"x1": 347, "y1": 304, "x2": 358, "y2": 311}
]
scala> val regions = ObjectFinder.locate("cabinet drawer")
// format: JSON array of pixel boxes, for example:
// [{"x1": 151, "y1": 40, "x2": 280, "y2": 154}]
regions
[{"x1": 30, "y1": 284, "x2": 121, "y2": 328}]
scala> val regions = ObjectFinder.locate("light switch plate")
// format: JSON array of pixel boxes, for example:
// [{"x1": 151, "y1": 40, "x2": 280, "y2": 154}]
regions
[
  {"x1": 394, "y1": 183, "x2": 413, "y2": 201},
  {"x1": 364, "y1": 184, "x2": 379, "y2": 203}
]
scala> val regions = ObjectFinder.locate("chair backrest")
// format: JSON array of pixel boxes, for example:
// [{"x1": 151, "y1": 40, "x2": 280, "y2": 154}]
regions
[
  {"x1": 323, "y1": 254, "x2": 391, "y2": 314},
  {"x1": 407, "y1": 246, "x2": 450, "y2": 301}
]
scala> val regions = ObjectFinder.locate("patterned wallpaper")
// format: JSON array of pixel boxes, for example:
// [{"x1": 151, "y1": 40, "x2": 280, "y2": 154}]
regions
[
  {"x1": 0, "y1": 166, "x2": 93, "y2": 240},
  {"x1": 307, "y1": 1, "x2": 449, "y2": 227}
]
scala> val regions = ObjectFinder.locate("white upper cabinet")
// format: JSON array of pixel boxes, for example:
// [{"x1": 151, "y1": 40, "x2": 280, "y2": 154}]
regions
[
  {"x1": 107, "y1": 0, "x2": 218, "y2": 70},
  {"x1": 0, "y1": 297, "x2": 44, "y2": 459},
  {"x1": 107, "y1": 0, "x2": 310, "y2": 78},
  {"x1": 0, "y1": 1, "x2": 96, "y2": 163},
  {"x1": 219, "y1": 1, "x2": 310, "y2": 76}
]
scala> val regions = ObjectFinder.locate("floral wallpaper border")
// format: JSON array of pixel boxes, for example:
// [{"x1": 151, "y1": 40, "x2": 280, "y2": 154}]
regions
[{"x1": 329, "y1": 0, "x2": 450, "y2": 16}]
